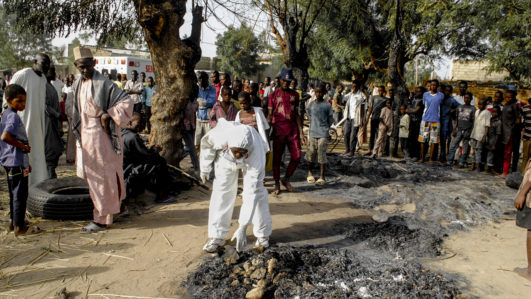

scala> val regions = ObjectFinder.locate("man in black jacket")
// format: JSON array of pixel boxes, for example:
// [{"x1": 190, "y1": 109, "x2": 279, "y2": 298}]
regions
[{"x1": 122, "y1": 113, "x2": 169, "y2": 202}]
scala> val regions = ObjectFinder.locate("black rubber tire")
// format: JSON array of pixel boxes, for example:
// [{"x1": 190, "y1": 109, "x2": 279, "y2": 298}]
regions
[{"x1": 28, "y1": 177, "x2": 93, "y2": 220}]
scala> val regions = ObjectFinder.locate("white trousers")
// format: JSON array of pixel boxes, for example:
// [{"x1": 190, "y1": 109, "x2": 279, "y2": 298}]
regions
[{"x1": 208, "y1": 158, "x2": 272, "y2": 239}]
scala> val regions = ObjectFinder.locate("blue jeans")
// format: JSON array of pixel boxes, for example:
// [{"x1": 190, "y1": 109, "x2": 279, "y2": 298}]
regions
[
  {"x1": 183, "y1": 129, "x2": 199, "y2": 170},
  {"x1": 5, "y1": 166, "x2": 28, "y2": 227},
  {"x1": 447, "y1": 128, "x2": 471, "y2": 165}
]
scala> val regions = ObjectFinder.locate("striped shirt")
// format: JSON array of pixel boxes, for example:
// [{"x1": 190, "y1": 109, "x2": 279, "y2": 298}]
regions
[
  {"x1": 522, "y1": 104, "x2": 531, "y2": 140},
  {"x1": 209, "y1": 101, "x2": 237, "y2": 128}
]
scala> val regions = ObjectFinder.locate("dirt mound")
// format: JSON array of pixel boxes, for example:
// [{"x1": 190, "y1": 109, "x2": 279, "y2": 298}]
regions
[{"x1": 186, "y1": 245, "x2": 460, "y2": 299}]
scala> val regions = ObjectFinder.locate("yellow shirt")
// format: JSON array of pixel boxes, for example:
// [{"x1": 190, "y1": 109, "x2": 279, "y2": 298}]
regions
[
  {"x1": 231, "y1": 98, "x2": 241, "y2": 110},
  {"x1": 114, "y1": 80, "x2": 123, "y2": 90}
]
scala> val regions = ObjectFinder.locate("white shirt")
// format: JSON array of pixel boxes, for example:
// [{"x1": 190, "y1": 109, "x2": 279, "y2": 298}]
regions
[
  {"x1": 470, "y1": 109, "x2": 491, "y2": 141},
  {"x1": 263, "y1": 86, "x2": 273, "y2": 99},
  {"x1": 347, "y1": 90, "x2": 367, "y2": 126},
  {"x1": 399, "y1": 114, "x2": 410, "y2": 138},
  {"x1": 453, "y1": 93, "x2": 476, "y2": 107},
  {"x1": 62, "y1": 85, "x2": 73, "y2": 101},
  {"x1": 124, "y1": 80, "x2": 144, "y2": 104}
]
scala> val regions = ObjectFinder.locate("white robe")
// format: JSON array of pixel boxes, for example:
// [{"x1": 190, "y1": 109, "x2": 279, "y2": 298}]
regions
[{"x1": 8, "y1": 68, "x2": 48, "y2": 185}]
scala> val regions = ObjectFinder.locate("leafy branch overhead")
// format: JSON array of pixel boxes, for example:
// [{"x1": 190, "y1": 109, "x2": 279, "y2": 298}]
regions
[
  {"x1": 3, "y1": 0, "x2": 139, "y2": 45},
  {"x1": 215, "y1": 23, "x2": 264, "y2": 79}
]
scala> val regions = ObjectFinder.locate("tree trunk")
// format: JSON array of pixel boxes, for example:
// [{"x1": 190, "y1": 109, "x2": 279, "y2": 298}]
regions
[
  {"x1": 284, "y1": 48, "x2": 310, "y2": 92},
  {"x1": 134, "y1": 0, "x2": 203, "y2": 166},
  {"x1": 388, "y1": 0, "x2": 409, "y2": 104}
]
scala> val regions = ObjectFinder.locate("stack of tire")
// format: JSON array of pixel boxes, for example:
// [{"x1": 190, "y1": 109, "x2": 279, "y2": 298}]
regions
[{"x1": 28, "y1": 177, "x2": 93, "y2": 220}]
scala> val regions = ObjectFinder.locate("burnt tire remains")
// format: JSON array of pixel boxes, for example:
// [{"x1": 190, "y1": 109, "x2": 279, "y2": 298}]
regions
[{"x1": 28, "y1": 177, "x2": 93, "y2": 220}]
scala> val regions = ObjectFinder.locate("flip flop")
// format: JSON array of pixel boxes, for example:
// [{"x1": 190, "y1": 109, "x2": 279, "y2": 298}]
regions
[
  {"x1": 315, "y1": 178, "x2": 326, "y2": 186},
  {"x1": 280, "y1": 180, "x2": 294, "y2": 192},
  {"x1": 81, "y1": 222, "x2": 107, "y2": 234},
  {"x1": 307, "y1": 176, "x2": 316, "y2": 183},
  {"x1": 158, "y1": 197, "x2": 176, "y2": 204}
]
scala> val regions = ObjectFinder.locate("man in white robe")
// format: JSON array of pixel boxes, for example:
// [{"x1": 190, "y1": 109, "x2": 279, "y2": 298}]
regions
[{"x1": 7, "y1": 53, "x2": 50, "y2": 185}]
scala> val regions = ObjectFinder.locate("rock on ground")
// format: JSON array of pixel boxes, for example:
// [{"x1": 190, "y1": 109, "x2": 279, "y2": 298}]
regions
[{"x1": 506, "y1": 172, "x2": 523, "y2": 189}]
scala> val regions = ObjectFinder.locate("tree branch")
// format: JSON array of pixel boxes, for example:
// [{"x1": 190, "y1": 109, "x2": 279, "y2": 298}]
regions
[
  {"x1": 265, "y1": 0, "x2": 287, "y2": 55},
  {"x1": 301, "y1": 0, "x2": 326, "y2": 41},
  {"x1": 189, "y1": 5, "x2": 204, "y2": 45}
]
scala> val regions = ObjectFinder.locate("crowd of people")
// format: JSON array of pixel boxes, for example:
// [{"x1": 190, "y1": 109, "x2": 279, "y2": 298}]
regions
[{"x1": 1, "y1": 49, "x2": 530, "y2": 259}]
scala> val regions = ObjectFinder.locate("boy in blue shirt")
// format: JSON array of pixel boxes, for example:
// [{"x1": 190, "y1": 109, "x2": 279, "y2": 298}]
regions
[
  {"x1": 1, "y1": 84, "x2": 31, "y2": 236},
  {"x1": 306, "y1": 83, "x2": 333, "y2": 185},
  {"x1": 418, "y1": 79, "x2": 445, "y2": 163}
]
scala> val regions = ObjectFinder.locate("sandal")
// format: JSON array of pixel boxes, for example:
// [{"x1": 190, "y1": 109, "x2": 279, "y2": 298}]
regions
[
  {"x1": 14, "y1": 225, "x2": 41, "y2": 236},
  {"x1": 81, "y1": 222, "x2": 107, "y2": 234},
  {"x1": 9, "y1": 220, "x2": 30, "y2": 231},
  {"x1": 307, "y1": 176, "x2": 316, "y2": 184},
  {"x1": 315, "y1": 178, "x2": 326, "y2": 186},
  {"x1": 280, "y1": 179, "x2": 294, "y2": 192},
  {"x1": 272, "y1": 182, "x2": 281, "y2": 195}
]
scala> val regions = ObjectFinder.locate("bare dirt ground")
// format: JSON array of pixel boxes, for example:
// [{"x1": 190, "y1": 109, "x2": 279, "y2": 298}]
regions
[{"x1": 0, "y1": 148, "x2": 529, "y2": 298}]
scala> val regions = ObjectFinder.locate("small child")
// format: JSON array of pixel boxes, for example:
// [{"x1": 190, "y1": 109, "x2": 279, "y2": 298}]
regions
[
  {"x1": 486, "y1": 106, "x2": 502, "y2": 174},
  {"x1": 398, "y1": 105, "x2": 410, "y2": 160},
  {"x1": 0, "y1": 84, "x2": 31, "y2": 236},
  {"x1": 210, "y1": 86, "x2": 238, "y2": 127},
  {"x1": 306, "y1": 83, "x2": 334, "y2": 185},
  {"x1": 469, "y1": 98, "x2": 491, "y2": 172},
  {"x1": 371, "y1": 99, "x2": 393, "y2": 158},
  {"x1": 235, "y1": 91, "x2": 270, "y2": 151},
  {"x1": 447, "y1": 92, "x2": 476, "y2": 168}
]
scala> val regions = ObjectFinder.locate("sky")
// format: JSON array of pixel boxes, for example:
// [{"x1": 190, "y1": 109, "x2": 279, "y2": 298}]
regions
[{"x1": 52, "y1": 2, "x2": 451, "y2": 79}]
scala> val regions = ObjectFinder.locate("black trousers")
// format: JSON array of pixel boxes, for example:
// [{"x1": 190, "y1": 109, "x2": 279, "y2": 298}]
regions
[
  {"x1": 343, "y1": 119, "x2": 360, "y2": 154},
  {"x1": 4, "y1": 166, "x2": 28, "y2": 227},
  {"x1": 369, "y1": 118, "x2": 379, "y2": 151},
  {"x1": 408, "y1": 121, "x2": 421, "y2": 159},
  {"x1": 124, "y1": 157, "x2": 169, "y2": 199},
  {"x1": 144, "y1": 105, "x2": 152, "y2": 133},
  {"x1": 46, "y1": 156, "x2": 60, "y2": 179}
]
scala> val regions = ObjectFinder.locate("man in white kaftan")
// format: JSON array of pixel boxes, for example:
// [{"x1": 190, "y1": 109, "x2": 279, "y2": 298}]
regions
[{"x1": 7, "y1": 54, "x2": 50, "y2": 185}]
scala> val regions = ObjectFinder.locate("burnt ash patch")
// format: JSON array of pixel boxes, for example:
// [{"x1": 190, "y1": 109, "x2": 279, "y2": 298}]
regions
[
  {"x1": 186, "y1": 246, "x2": 460, "y2": 299},
  {"x1": 326, "y1": 155, "x2": 464, "y2": 186},
  {"x1": 343, "y1": 216, "x2": 444, "y2": 259}
]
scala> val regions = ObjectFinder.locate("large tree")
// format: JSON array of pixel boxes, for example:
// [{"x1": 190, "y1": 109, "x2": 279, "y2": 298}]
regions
[
  {"x1": 468, "y1": 0, "x2": 531, "y2": 86},
  {"x1": 252, "y1": 0, "x2": 326, "y2": 90},
  {"x1": 0, "y1": 6, "x2": 61, "y2": 70},
  {"x1": 215, "y1": 23, "x2": 263, "y2": 79},
  {"x1": 309, "y1": 0, "x2": 484, "y2": 97},
  {"x1": 3, "y1": 0, "x2": 204, "y2": 165}
]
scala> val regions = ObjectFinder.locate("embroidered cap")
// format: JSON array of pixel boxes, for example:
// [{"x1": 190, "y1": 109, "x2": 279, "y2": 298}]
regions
[{"x1": 73, "y1": 47, "x2": 93, "y2": 61}]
